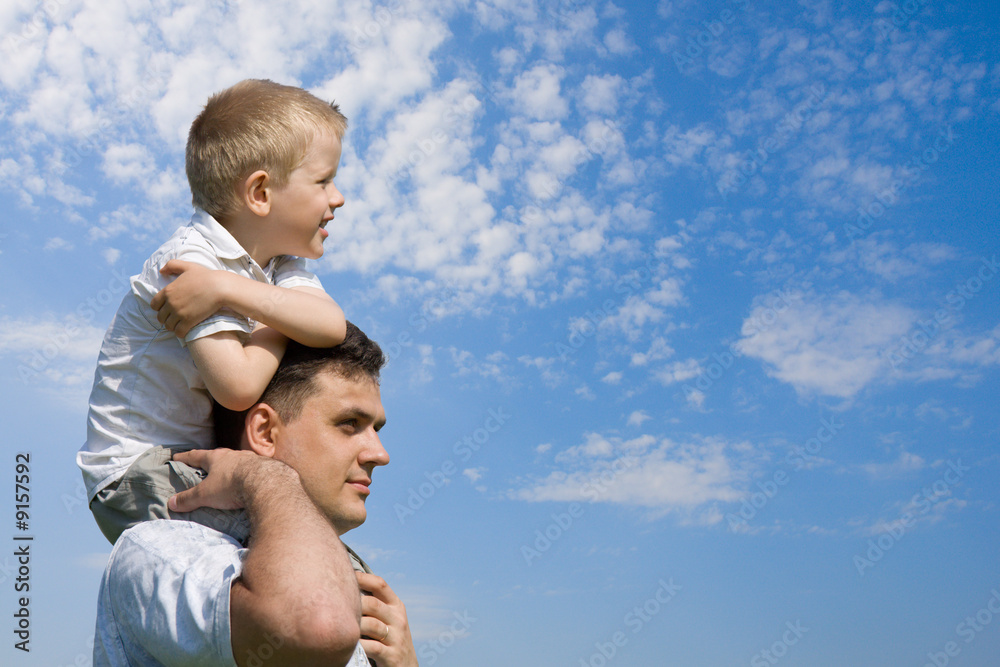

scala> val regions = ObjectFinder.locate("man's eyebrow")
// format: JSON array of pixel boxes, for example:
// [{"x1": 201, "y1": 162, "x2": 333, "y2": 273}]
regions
[{"x1": 339, "y1": 407, "x2": 386, "y2": 430}]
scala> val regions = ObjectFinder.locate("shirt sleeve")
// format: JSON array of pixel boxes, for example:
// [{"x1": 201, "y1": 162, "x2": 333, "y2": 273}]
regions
[
  {"x1": 131, "y1": 239, "x2": 254, "y2": 346},
  {"x1": 96, "y1": 521, "x2": 244, "y2": 666},
  {"x1": 271, "y1": 255, "x2": 325, "y2": 291}
]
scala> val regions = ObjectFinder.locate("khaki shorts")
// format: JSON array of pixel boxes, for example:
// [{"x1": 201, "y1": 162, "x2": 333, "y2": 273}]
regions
[{"x1": 90, "y1": 445, "x2": 250, "y2": 545}]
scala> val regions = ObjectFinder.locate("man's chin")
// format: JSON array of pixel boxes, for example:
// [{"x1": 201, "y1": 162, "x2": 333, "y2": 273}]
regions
[{"x1": 330, "y1": 510, "x2": 366, "y2": 536}]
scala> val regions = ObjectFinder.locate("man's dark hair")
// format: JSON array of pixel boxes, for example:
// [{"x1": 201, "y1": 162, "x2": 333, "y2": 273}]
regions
[{"x1": 214, "y1": 321, "x2": 385, "y2": 449}]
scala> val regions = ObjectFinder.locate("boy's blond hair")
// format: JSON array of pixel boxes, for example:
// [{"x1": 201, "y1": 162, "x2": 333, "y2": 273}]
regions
[{"x1": 186, "y1": 79, "x2": 348, "y2": 221}]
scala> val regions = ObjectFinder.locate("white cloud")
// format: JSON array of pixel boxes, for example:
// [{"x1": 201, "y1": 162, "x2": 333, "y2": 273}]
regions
[
  {"x1": 647, "y1": 278, "x2": 683, "y2": 307},
  {"x1": 44, "y1": 237, "x2": 73, "y2": 251},
  {"x1": 0, "y1": 315, "x2": 106, "y2": 406},
  {"x1": 601, "y1": 371, "x2": 623, "y2": 384},
  {"x1": 402, "y1": 344, "x2": 435, "y2": 386},
  {"x1": 861, "y1": 468, "x2": 968, "y2": 537},
  {"x1": 662, "y1": 123, "x2": 717, "y2": 170},
  {"x1": 627, "y1": 410, "x2": 651, "y2": 427},
  {"x1": 0, "y1": 316, "x2": 105, "y2": 362},
  {"x1": 579, "y1": 74, "x2": 624, "y2": 115},
  {"x1": 736, "y1": 290, "x2": 915, "y2": 398},
  {"x1": 518, "y1": 355, "x2": 565, "y2": 388},
  {"x1": 603, "y1": 28, "x2": 637, "y2": 56},
  {"x1": 630, "y1": 336, "x2": 674, "y2": 367},
  {"x1": 325, "y1": 7, "x2": 451, "y2": 120},
  {"x1": 14, "y1": 73, "x2": 98, "y2": 138},
  {"x1": 860, "y1": 450, "x2": 927, "y2": 479},
  {"x1": 463, "y1": 467, "x2": 486, "y2": 483},
  {"x1": 823, "y1": 237, "x2": 959, "y2": 282},
  {"x1": 509, "y1": 63, "x2": 568, "y2": 120},
  {"x1": 449, "y1": 348, "x2": 509, "y2": 384},
  {"x1": 102, "y1": 248, "x2": 121, "y2": 265},
  {"x1": 102, "y1": 143, "x2": 155, "y2": 185},
  {"x1": 602, "y1": 295, "x2": 665, "y2": 340},
  {"x1": 513, "y1": 433, "x2": 752, "y2": 511},
  {"x1": 684, "y1": 388, "x2": 706, "y2": 409},
  {"x1": 654, "y1": 358, "x2": 701, "y2": 385},
  {"x1": 555, "y1": 432, "x2": 652, "y2": 462},
  {"x1": 937, "y1": 326, "x2": 1000, "y2": 367},
  {"x1": 898, "y1": 324, "x2": 1000, "y2": 382}
]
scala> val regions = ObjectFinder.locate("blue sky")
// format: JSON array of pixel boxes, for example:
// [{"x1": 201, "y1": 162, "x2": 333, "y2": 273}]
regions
[{"x1": 1, "y1": 0, "x2": 999, "y2": 665}]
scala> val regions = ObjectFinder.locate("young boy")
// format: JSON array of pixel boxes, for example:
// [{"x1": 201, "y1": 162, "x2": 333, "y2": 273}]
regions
[{"x1": 78, "y1": 79, "x2": 349, "y2": 544}]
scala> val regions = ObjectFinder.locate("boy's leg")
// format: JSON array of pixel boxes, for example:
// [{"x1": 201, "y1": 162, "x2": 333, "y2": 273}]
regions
[{"x1": 90, "y1": 445, "x2": 251, "y2": 545}]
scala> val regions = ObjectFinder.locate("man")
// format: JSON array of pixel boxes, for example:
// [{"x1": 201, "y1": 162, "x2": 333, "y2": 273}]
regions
[{"x1": 93, "y1": 324, "x2": 418, "y2": 667}]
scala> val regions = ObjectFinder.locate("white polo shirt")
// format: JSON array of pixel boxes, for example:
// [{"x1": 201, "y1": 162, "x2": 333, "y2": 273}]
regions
[{"x1": 78, "y1": 209, "x2": 324, "y2": 501}]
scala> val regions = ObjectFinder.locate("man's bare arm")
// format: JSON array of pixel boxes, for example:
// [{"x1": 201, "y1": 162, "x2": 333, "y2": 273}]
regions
[{"x1": 170, "y1": 449, "x2": 361, "y2": 667}]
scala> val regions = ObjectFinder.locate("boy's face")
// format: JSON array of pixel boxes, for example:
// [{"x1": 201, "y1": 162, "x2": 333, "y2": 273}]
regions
[{"x1": 265, "y1": 131, "x2": 344, "y2": 261}]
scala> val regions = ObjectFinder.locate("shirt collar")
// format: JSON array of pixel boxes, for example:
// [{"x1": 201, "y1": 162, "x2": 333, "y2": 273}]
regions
[{"x1": 189, "y1": 208, "x2": 252, "y2": 261}]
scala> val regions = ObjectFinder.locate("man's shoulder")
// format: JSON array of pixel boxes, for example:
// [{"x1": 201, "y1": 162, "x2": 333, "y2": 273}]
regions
[
  {"x1": 97, "y1": 520, "x2": 245, "y2": 667},
  {"x1": 110, "y1": 520, "x2": 245, "y2": 576}
]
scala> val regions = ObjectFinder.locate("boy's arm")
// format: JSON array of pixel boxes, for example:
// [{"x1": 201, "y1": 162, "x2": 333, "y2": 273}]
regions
[
  {"x1": 188, "y1": 327, "x2": 286, "y2": 411},
  {"x1": 151, "y1": 259, "x2": 346, "y2": 347}
]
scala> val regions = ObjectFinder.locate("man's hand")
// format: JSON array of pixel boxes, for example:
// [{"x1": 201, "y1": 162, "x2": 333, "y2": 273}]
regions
[
  {"x1": 357, "y1": 572, "x2": 418, "y2": 667},
  {"x1": 168, "y1": 448, "x2": 263, "y2": 513},
  {"x1": 152, "y1": 259, "x2": 233, "y2": 338}
]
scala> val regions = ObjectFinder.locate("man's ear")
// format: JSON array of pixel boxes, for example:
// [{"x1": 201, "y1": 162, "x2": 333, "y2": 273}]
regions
[
  {"x1": 243, "y1": 403, "x2": 280, "y2": 458},
  {"x1": 243, "y1": 170, "x2": 272, "y2": 217}
]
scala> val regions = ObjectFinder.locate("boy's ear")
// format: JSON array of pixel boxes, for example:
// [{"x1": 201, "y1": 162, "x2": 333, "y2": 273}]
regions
[
  {"x1": 243, "y1": 170, "x2": 272, "y2": 217},
  {"x1": 244, "y1": 403, "x2": 280, "y2": 458}
]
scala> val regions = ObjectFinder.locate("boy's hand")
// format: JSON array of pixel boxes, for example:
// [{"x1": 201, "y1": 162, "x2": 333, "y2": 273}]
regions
[
  {"x1": 152, "y1": 259, "x2": 232, "y2": 338},
  {"x1": 357, "y1": 572, "x2": 419, "y2": 667},
  {"x1": 168, "y1": 448, "x2": 259, "y2": 513}
]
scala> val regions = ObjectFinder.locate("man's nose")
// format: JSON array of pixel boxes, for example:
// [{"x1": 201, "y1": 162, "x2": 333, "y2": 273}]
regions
[{"x1": 362, "y1": 432, "x2": 390, "y2": 467}]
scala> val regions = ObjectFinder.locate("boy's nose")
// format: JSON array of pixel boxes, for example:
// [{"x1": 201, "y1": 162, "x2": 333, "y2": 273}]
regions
[{"x1": 328, "y1": 184, "x2": 345, "y2": 209}]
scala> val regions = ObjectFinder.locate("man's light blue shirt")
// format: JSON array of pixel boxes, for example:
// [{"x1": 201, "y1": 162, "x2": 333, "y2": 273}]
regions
[{"x1": 94, "y1": 520, "x2": 370, "y2": 666}]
